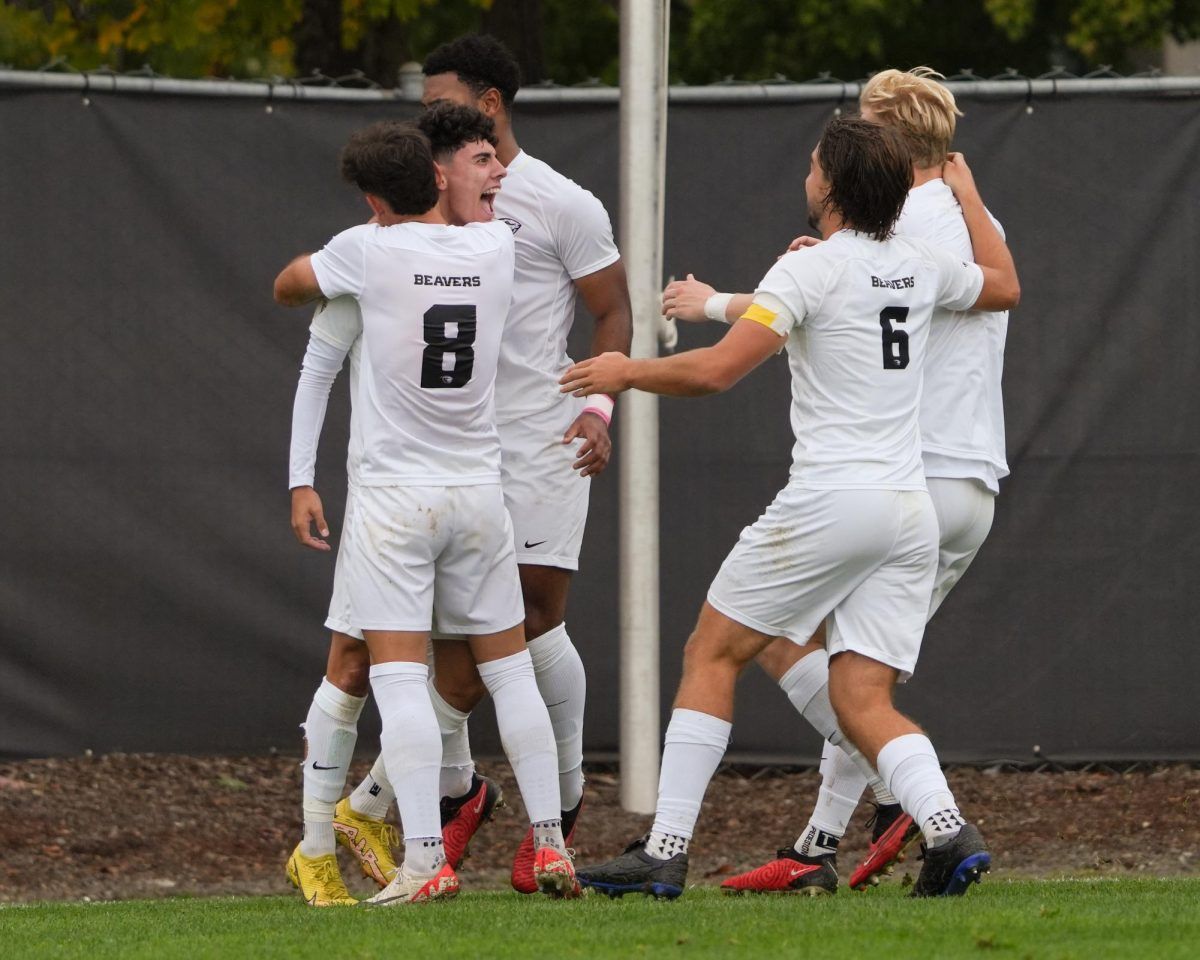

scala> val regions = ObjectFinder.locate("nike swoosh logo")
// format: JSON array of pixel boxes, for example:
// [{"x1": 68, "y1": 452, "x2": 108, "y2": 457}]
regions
[
  {"x1": 312, "y1": 763, "x2": 340, "y2": 770},
  {"x1": 523, "y1": 539, "x2": 547, "y2": 549},
  {"x1": 471, "y1": 791, "x2": 487, "y2": 815},
  {"x1": 789, "y1": 868, "x2": 810, "y2": 877}
]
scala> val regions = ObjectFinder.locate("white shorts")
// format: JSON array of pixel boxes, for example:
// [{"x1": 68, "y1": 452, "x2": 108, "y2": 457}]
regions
[
  {"x1": 342, "y1": 483, "x2": 524, "y2": 635},
  {"x1": 498, "y1": 398, "x2": 592, "y2": 570},
  {"x1": 927, "y1": 477, "x2": 995, "y2": 619},
  {"x1": 325, "y1": 485, "x2": 363, "y2": 641},
  {"x1": 707, "y1": 485, "x2": 938, "y2": 680}
]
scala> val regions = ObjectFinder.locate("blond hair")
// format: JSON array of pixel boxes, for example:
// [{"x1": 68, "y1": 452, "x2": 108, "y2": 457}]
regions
[{"x1": 859, "y1": 67, "x2": 962, "y2": 168}]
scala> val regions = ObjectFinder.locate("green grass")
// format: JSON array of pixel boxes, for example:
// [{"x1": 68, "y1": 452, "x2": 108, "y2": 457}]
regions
[{"x1": 2, "y1": 879, "x2": 1197, "y2": 960}]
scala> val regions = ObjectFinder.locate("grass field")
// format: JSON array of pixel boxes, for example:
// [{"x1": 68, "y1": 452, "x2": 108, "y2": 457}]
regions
[{"x1": 2, "y1": 879, "x2": 1197, "y2": 959}]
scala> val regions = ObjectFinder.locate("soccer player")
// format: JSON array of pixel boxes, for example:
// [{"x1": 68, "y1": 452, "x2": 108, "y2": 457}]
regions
[
  {"x1": 276, "y1": 119, "x2": 578, "y2": 905},
  {"x1": 662, "y1": 68, "x2": 1010, "y2": 894},
  {"x1": 561, "y1": 116, "x2": 1019, "y2": 899},
  {"x1": 416, "y1": 33, "x2": 633, "y2": 894},
  {"x1": 284, "y1": 105, "x2": 510, "y2": 908}
]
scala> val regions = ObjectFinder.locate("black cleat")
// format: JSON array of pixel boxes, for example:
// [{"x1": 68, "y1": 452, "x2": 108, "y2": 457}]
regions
[
  {"x1": 576, "y1": 835, "x2": 688, "y2": 900},
  {"x1": 909, "y1": 823, "x2": 991, "y2": 897}
]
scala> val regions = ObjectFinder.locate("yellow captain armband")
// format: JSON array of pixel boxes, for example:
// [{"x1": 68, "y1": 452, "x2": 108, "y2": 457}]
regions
[{"x1": 740, "y1": 302, "x2": 781, "y2": 331}]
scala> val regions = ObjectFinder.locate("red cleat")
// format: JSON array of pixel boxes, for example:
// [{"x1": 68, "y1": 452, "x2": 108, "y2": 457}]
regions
[
  {"x1": 849, "y1": 804, "x2": 921, "y2": 890},
  {"x1": 511, "y1": 797, "x2": 583, "y2": 894},
  {"x1": 721, "y1": 848, "x2": 838, "y2": 895},
  {"x1": 533, "y1": 846, "x2": 582, "y2": 899},
  {"x1": 440, "y1": 774, "x2": 504, "y2": 869}
]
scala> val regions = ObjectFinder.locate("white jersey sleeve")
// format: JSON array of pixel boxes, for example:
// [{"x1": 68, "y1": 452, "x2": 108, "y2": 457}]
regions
[
  {"x1": 288, "y1": 332, "x2": 350, "y2": 489},
  {"x1": 751, "y1": 248, "x2": 832, "y2": 335},
  {"x1": 924, "y1": 243, "x2": 984, "y2": 312},
  {"x1": 310, "y1": 295, "x2": 362, "y2": 351},
  {"x1": 552, "y1": 188, "x2": 620, "y2": 280},
  {"x1": 310, "y1": 225, "x2": 370, "y2": 301}
]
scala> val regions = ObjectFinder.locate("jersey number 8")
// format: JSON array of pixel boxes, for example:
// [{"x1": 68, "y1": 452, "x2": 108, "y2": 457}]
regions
[{"x1": 421, "y1": 304, "x2": 477, "y2": 388}]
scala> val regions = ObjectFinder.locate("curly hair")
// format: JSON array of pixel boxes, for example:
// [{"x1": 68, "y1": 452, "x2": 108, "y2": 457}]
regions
[
  {"x1": 422, "y1": 33, "x2": 521, "y2": 108},
  {"x1": 339, "y1": 121, "x2": 438, "y2": 216},
  {"x1": 859, "y1": 67, "x2": 961, "y2": 167},
  {"x1": 416, "y1": 101, "x2": 498, "y2": 162},
  {"x1": 817, "y1": 116, "x2": 913, "y2": 242}
]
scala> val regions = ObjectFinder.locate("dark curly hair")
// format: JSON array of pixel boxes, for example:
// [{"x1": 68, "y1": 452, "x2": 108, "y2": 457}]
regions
[
  {"x1": 416, "y1": 101, "x2": 498, "y2": 162},
  {"x1": 339, "y1": 121, "x2": 438, "y2": 216},
  {"x1": 816, "y1": 115, "x2": 913, "y2": 242},
  {"x1": 422, "y1": 33, "x2": 521, "y2": 108}
]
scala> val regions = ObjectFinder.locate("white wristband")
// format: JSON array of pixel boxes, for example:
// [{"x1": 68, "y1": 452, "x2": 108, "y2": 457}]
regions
[
  {"x1": 704, "y1": 292, "x2": 734, "y2": 323},
  {"x1": 582, "y1": 393, "x2": 615, "y2": 425}
]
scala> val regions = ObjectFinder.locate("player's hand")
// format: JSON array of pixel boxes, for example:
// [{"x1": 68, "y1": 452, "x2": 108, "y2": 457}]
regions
[
  {"x1": 941, "y1": 152, "x2": 980, "y2": 201},
  {"x1": 291, "y1": 486, "x2": 331, "y2": 552},
  {"x1": 783, "y1": 235, "x2": 822, "y2": 256},
  {"x1": 559, "y1": 352, "x2": 632, "y2": 397},
  {"x1": 662, "y1": 274, "x2": 715, "y2": 322},
  {"x1": 563, "y1": 412, "x2": 612, "y2": 477}
]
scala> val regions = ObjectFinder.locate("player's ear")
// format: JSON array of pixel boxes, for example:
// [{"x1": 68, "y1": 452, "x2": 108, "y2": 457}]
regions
[
  {"x1": 479, "y1": 87, "x2": 504, "y2": 118},
  {"x1": 433, "y1": 161, "x2": 449, "y2": 192},
  {"x1": 363, "y1": 193, "x2": 390, "y2": 219}
]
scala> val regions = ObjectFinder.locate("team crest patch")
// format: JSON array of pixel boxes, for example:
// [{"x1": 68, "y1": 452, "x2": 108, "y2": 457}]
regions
[{"x1": 501, "y1": 217, "x2": 522, "y2": 234}]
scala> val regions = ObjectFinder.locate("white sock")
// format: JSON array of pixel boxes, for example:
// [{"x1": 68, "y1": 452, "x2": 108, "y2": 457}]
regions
[
  {"x1": 527, "y1": 623, "x2": 586, "y2": 811},
  {"x1": 300, "y1": 678, "x2": 366, "y2": 857},
  {"x1": 429, "y1": 683, "x2": 475, "y2": 799},
  {"x1": 793, "y1": 739, "x2": 868, "y2": 857},
  {"x1": 872, "y1": 779, "x2": 899, "y2": 805},
  {"x1": 532, "y1": 818, "x2": 566, "y2": 854},
  {"x1": 406, "y1": 836, "x2": 446, "y2": 876},
  {"x1": 876, "y1": 733, "x2": 964, "y2": 848},
  {"x1": 369, "y1": 661, "x2": 443, "y2": 872},
  {"x1": 777, "y1": 653, "x2": 881, "y2": 789},
  {"x1": 348, "y1": 754, "x2": 394, "y2": 820},
  {"x1": 647, "y1": 708, "x2": 731, "y2": 857},
  {"x1": 477, "y1": 650, "x2": 560, "y2": 824}
]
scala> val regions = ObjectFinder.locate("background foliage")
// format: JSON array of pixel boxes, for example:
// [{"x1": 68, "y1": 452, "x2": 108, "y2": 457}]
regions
[{"x1": 2, "y1": 1, "x2": 1198, "y2": 85}]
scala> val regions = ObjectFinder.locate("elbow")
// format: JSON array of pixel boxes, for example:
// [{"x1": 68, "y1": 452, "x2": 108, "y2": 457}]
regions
[
  {"x1": 698, "y1": 365, "x2": 740, "y2": 396},
  {"x1": 274, "y1": 279, "x2": 304, "y2": 307},
  {"x1": 1002, "y1": 278, "x2": 1021, "y2": 310}
]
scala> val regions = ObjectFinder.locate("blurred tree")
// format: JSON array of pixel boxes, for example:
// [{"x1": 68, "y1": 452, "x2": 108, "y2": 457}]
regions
[{"x1": 1, "y1": 0, "x2": 1197, "y2": 83}]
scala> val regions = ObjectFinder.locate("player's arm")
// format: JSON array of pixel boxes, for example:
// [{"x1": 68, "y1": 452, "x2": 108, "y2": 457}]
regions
[
  {"x1": 289, "y1": 329, "x2": 352, "y2": 551},
  {"x1": 941, "y1": 153, "x2": 1020, "y2": 311},
  {"x1": 274, "y1": 255, "x2": 323, "y2": 306},
  {"x1": 560, "y1": 310, "x2": 784, "y2": 399},
  {"x1": 562, "y1": 259, "x2": 633, "y2": 477}
]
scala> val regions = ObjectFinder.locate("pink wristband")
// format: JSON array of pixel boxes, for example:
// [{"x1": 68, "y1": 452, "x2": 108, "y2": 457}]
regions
[{"x1": 582, "y1": 393, "x2": 615, "y2": 425}]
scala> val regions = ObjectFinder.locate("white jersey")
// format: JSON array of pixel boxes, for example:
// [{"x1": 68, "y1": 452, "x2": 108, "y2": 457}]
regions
[
  {"x1": 751, "y1": 230, "x2": 983, "y2": 489},
  {"x1": 310, "y1": 219, "x2": 515, "y2": 486},
  {"x1": 491, "y1": 150, "x2": 620, "y2": 423},
  {"x1": 896, "y1": 180, "x2": 1009, "y2": 493}
]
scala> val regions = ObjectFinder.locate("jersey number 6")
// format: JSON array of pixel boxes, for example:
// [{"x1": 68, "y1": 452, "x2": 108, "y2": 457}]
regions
[
  {"x1": 421, "y1": 304, "x2": 477, "y2": 388},
  {"x1": 879, "y1": 306, "x2": 910, "y2": 370}
]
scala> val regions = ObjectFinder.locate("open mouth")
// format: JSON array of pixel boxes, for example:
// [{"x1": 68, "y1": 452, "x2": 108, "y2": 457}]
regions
[{"x1": 481, "y1": 187, "x2": 499, "y2": 218}]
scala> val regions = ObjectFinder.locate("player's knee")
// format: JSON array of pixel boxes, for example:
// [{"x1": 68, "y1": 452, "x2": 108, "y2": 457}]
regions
[
  {"x1": 437, "y1": 671, "x2": 487, "y2": 712},
  {"x1": 327, "y1": 637, "x2": 371, "y2": 697},
  {"x1": 681, "y1": 628, "x2": 743, "y2": 677}
]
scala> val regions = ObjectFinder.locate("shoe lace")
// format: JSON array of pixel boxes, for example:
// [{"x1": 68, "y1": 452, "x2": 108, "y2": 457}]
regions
[{"x1": 312, "y1": 857, "x2": 351, "y2": 896}]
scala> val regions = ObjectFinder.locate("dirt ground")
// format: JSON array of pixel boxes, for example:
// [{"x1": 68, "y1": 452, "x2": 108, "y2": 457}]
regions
[{"x1": 0, "y1": 754, "x2": 1195, "y2": 903}]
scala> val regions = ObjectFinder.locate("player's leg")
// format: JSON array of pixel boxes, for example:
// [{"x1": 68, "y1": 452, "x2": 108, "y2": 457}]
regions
[
  {"x1": 348, "y1": 485, "x2": 458, "y2": 907},
  {"x1": 577, "y1": 603, "x2": 775, "y2": 899},
  {"x1": 826, "y1": 490, "x2": 989, "y2": 897},
  {"x1": 846, "y1": 477, "x2": 995, "y2": 888},
  {"x1": 287, "y1": 632, "x2": 369, "y2": 906},
  {"x1": 429, "y1": 636, "x2": 504, "y2": 869},
  {"x1": 499, "y1": 406, "x2": 591, "y2": 890},
  {"x1": 436, "y1": 483, "x2": 577, "y2": 898}
]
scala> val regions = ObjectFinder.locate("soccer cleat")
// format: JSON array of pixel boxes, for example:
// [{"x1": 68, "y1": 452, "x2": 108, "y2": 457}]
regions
[
  {"x1": 285, "y1": 844, "x2": 358, "y2": 907},
  {"x1": 720, "y1": 848, "x2": 838, "y2": 895},
  {"x1": 440, "y1": 773, "x2": 505, "y2": 869},
  {"x1": 909, "y1": 822, "x2": 991, "y2": 897},
  {"x1": 576, "y1": 835, "x2": 688, "y2": 900},
  {"x1": 511, "y1": 796, "x2": 584, "y2": 894},
  {"x1": 532, "y1": 846, "x2": 583, "y2": 899},
  {"x1": 849, "y1": 803, "x2": 921, "y2": 890},
  {"x1": 361, "y1": 862, "x2": 460, "y2": 907},
  {"x1": 333, "y1": 798, "x2": 400, "y2": 888}
]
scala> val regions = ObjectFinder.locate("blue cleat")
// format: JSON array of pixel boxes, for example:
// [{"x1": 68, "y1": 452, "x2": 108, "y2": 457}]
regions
[
  {"x1": 577, "y1": 835, "x2": 688, "y2": 899},
  {"x1": 910, "y1": 822, "x2": 991, "y2": 897}
]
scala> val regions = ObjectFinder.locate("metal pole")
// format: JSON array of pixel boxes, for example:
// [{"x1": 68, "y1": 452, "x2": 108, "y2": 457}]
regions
[{"x1": 617, "y1": 0, "x2": 667, "y2": 814}]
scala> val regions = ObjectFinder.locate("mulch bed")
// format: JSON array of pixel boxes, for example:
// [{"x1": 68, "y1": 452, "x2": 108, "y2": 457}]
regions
[{"x1": 1, "y1": 754, "x2": 1195, "y2": 902}]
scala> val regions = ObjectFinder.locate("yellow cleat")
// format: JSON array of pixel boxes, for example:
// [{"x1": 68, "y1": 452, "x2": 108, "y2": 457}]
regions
[
  {"x1": 334, "y1": 798, "x2": 400, "y2": 888},
  {"x1": 286, "y1": 845, "x2": 358, "y2": 907}
]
